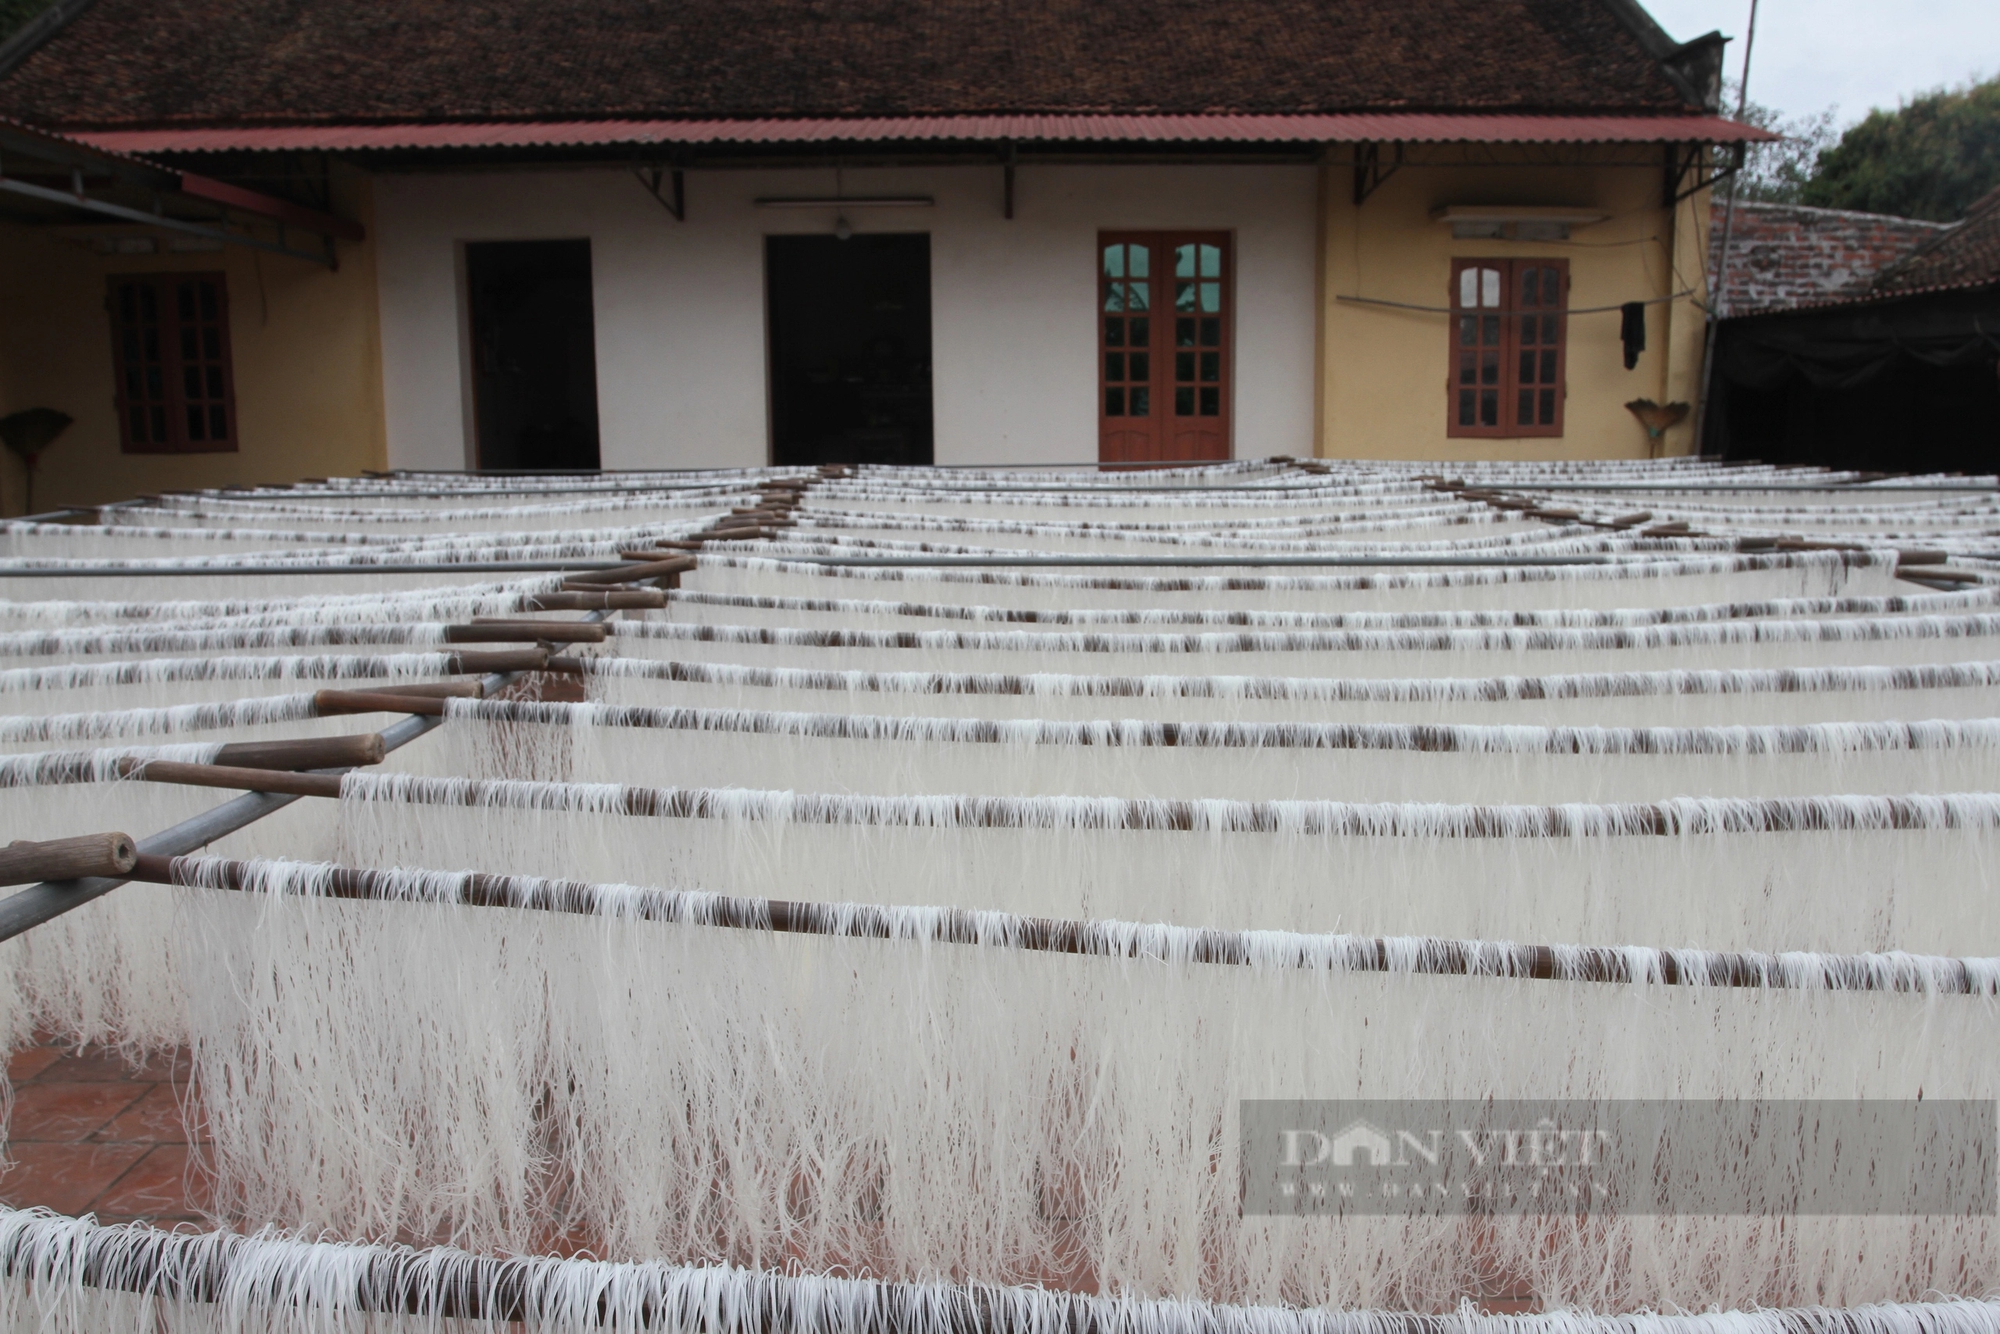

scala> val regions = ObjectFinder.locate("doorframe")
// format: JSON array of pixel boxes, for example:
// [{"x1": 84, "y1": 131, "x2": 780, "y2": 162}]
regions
[
  {"x1": 759, "y1": 233, "x2": 777, "y2": 467},
  {"x1": 452, "y1": 240, "x2": 479, "y2": 470},
  {"x1": 762, "y1": 231, "x2": 937, "y2": 469},
  {"x1": 1096, "y1": 229, "x2": 1236, "y2": 464},
  {"x1": 459, "y1": 236, "x2": 603, "y2": 472}
]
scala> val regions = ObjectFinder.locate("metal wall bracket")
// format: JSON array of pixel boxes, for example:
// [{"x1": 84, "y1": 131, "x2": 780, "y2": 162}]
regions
[
  {"x1": 1353, "y1": 141, "x2": 1404, "y2": 206},
  {"x1": 1664, "y1": 140, "x2": 1746, "y2": 207},
  {"x1": 636, "y1": 163, "x2": 686, "y2": 221},
  {"x1": 0, "y1": 170, "x2": 337, "y2": 266}
]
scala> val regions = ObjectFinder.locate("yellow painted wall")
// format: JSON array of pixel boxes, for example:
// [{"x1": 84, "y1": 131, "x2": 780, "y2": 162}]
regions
[
  {"x1": 1315, "y1": 145, "x2": 1712, "y2": 461},
  {"x1": 0, "y1": 164, "x2": 386, "y2": 515}
]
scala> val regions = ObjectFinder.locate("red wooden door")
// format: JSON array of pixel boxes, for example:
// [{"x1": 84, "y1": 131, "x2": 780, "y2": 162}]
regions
[{"x1": 1099, "y1": 232, "x2": 1231, "y2": 463}]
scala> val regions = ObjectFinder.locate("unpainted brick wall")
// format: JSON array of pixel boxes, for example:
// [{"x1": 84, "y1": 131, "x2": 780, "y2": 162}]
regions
[{"x1": 1710, "y1": 201, "x2": 1950, "y2": 313}]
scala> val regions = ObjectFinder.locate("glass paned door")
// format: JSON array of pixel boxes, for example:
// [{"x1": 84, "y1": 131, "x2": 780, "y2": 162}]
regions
[{"x1": 1100, "y1": 231, "x2": 1230, "y2": 462}]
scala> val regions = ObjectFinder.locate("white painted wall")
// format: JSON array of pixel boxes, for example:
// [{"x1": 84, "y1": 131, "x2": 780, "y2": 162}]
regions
[{"x1": 374, "y1": 163, "x2": 1318, "y2": 469}]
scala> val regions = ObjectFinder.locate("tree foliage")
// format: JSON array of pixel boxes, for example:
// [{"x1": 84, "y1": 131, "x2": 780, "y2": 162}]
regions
[
  {"x1": 1799, "y1": 75, "x2": 2000, "y2": 222},
  {"x1": 1724, "y1": 83, "x2": 1842, "y2": 205}
]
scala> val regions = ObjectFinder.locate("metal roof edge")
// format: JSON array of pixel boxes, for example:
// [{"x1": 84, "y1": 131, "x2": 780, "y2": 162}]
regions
[
  {"x1": 68, "y1": 112, "x2": 1778, "y2": 155},
  {"x1": 0, "y1": 113, "x2": 365, "y2": 244}
]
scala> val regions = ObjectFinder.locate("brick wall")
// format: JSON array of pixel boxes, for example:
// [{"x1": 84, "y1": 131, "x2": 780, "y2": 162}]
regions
[{"x1": 1709, "y1": 201, "x2": 1951, "y2": 314}]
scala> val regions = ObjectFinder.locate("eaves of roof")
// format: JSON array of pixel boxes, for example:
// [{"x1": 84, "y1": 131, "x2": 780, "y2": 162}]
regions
[
  {"x1": 69, "y1": 112, "x2": 1775, "y2": 156},
  {"x1": 0, "y1": 114, "x2": 364, "y2": 240}
]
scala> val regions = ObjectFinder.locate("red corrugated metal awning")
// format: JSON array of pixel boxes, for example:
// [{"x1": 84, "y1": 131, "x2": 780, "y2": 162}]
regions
[
  {"x1": 0, "y1": 116, "x2": 363, "y2": 263},
  {"x1": 74, "y1": 113, "x2": 1774, "y2": 155}
]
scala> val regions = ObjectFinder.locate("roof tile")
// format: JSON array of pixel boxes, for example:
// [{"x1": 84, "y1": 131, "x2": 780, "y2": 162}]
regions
[
  {"x1": 1867, "y1": 185, "x2": 2000, "y2": 300},
  {"x1": 0, "y1": 0, "x2": 1697, "y2": 128}
]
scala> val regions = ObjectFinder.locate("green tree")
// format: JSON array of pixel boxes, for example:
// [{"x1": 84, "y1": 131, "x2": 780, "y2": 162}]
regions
[
  {"x1": 1800, "y1": 74, "x2": 2000, "y2": 222},
  {"x1": 1723, "y1": 82, "x2": 1841, "y2": 205}
]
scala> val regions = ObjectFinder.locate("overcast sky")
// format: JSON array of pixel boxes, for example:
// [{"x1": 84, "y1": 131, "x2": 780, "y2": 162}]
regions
[{"x1": 1641, "y1": 0, "x2": 1998, "y2": 125}]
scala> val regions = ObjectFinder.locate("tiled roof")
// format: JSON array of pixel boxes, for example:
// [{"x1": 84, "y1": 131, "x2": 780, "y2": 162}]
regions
[
  {"x1": 1867, "y1": 185, "x2": 2000, "y2": 299},
  {"x1": 0, "y1": 0, "x2": 1700, "y2": 129},
  {"x1": 1709, "y1": 201, "x2": 1951, "y2": 315}
]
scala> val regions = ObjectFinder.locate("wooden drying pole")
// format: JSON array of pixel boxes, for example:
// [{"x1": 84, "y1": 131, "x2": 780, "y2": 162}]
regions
[
  {"x1": 77, "y1": 765, "x2": 2000, "y2": 840},
  {"x1": 0, "y1": 834, "x2": 136, "y2": 886},
  {"x1": 134, "y1": 853, "x2": 1997, "y2": 996}
]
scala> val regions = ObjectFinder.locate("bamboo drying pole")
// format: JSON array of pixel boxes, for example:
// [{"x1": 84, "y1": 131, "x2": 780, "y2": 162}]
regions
[
  {"x1": 137, "y1": 853, "x2": 1999, "y2": 995},
  {"x1": 443, "y1": 622, "x2": 609, "y2": 643},
  {"x1": 314, "y1": 690, "x2": 452, "y2": 717},
  {"x1": 694, "y1": 554, "x2": 1704, "y2": 568},
  {"x1": 520, "y1": 589, "x2": 668, "y2": 610},
  {"x1": 0, "y1": 833, "x2": 136, "y2": 886},
  {"x1": 79, "y1": 766, "x2": 2000, "y2": 839},
  {"x1": 210, "y1": 734, "x2": 386, "y2": 770}
]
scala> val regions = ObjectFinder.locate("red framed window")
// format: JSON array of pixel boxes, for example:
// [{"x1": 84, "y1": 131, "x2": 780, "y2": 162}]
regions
[
  {"x1": 1099, "y1": 231, "x2": 1231, "y2": 463},
  {"x1": 1448, "y1": 258, "x2": 1567, "y2": 438},
  {"x1": 109, "y1": 273, "x2": 238, "y2": 453}
]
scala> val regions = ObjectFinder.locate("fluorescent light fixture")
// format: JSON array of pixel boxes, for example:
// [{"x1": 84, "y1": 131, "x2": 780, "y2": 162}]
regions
[{"x1": 754, "y1": 195, "x2": 935, "y2": 208}]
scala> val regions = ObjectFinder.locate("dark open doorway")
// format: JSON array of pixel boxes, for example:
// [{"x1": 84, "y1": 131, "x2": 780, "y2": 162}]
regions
[
  {"x1": 465, "y1": 239, "x2": 601, "y2": 471},
  {"x1": 766, "y1": 234, "x2": 933, "y2": 467}
]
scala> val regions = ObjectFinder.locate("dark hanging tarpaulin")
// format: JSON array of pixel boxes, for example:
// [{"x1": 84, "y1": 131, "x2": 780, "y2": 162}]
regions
[
  {"x1": 1705, "y1": 284, "x2": 2000, "y2": 470},
  {"x1": 1714, "y1": 285, "x2": 2000, "y2": 392}
]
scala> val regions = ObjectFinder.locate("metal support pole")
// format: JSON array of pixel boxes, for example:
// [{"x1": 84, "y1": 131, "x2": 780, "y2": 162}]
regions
[{"x1": 1691, "y1": 0, "x2": 1761, "y2": 456}]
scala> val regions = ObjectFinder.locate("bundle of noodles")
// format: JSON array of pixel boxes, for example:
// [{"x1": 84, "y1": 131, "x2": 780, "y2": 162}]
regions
[
  {"x1": 0, "y1": 568, "x2": 583, "y2": 601},
  {"x1": 575, "y1": 655, "x2": 2000, "y2": 727},
  {"x1": 419, "y1": 698, "x2": 2000, "y2": 804},
  {"x1": 0, "y1": 622, "x2": 457, "y2": 666},
  {"x1": 0, "y1": 578, "x2": 562, "y2": 628},
  {"x1": 0, "y1": 652, "x2": 483, "y2": 716},
  {"x1": 157, "y1": 855, "x2": 1999, "y2": 1312},
  {"x1": 121, "y1": 489, "x2": 767, "y2": 534},
  {"x1": 682, "y1": 551, "x2": 1897, "y2": 613},
  {"x1": 732, "y1": 528, "x2": 1676, "y2": 561},
  {"x1": 0, "y1": 817, "x2": 333, "y2": 1055},
  {"x1": 599, "y1": 612, "x2": 2000, "y2": 678},
  {"x1": 0, "y1": 693, "x2": 335, "y2": 751},
  {"x1": 793, "y1": 496, "x2": 1508, "y2": 532},
  {"x1": 327, "y1": 775, "x2": 1999, "y2": 953},
  {"x1": 649, "y1": 584, "x2": 2000, "y2": 630},
  {"x1": 0, "y1": 458, "x2": 1994, "y2": 1332},
  {"x1": 0, "y1": 517, "x2": 721, "y2": 563}
]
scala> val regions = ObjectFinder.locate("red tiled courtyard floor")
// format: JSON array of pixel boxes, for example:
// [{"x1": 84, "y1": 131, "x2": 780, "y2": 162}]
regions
[{"x1": 0, "y1": 1034, "x2": 211, "y2": 1226}]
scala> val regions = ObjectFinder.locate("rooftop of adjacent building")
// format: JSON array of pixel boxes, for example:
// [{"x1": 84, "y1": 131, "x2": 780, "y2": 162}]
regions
[{"x1": 1711, "y1": 187, "x2": 2000, "y2": 317}]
